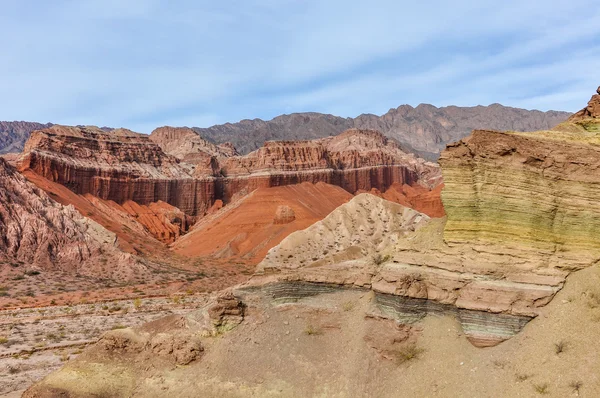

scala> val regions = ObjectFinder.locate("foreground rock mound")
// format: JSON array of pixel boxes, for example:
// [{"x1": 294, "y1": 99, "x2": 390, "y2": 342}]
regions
[
  {"x1": 273, "y1": 205, "x2": 296, "y2": 224},
  {"x1": 24, "y1": 265, "x2": 600, "y2": 397}
]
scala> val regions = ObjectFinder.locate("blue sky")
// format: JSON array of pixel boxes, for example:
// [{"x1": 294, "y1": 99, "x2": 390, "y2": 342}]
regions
[{"x1": 1, "y1": 0, "x2": 598, "y2": 133}]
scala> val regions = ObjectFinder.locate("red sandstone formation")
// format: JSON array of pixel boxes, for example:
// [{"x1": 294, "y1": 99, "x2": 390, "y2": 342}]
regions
[
  {"x1": 215, "y1": 129, "x2": 441, "y2": 204},
  {"x1": 172, "y1": 182, "x2": 353, "y2": 264},
  {"x1": 274, "y1": 205, "x2": 296, "y2": 224},
  {"x1": 568, "y1": 86, "x2": 600, "y2": 121},
  {"x1": 19, "y1": 126, "x2": 441, "y2": 223},
  {"x1": 0, "y1": 157, "x2": 137, "y2": 274},
  {"x1": 18, "y1": 125, "x2": 215, "y2": 216},
  {"x1": 21, "y1": 170, "x2": 175, "y2": 253},
  {"x1": 114, "y1": 200, "x2": 193, "y2": 244},
  {"x1": 359, "y1": 182, "x2": 445, "y2": 218}
]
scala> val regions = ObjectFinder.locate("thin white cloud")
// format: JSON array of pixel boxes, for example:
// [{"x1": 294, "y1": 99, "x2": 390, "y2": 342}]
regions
[{"x1": 0, "y1": 0, "x2": 597, "y2": 132}]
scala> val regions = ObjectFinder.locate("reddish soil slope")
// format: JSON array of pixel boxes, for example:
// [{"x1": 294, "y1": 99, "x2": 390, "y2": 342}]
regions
[
  {"x1": 172, "y1": 182, "x2": 353, "y2": 264},
  {"x1": 359, "y1": 182, "x2": 445, "y2": 218},
  {"x1": 22, "y1": 170, "x2": 168, "y2": 255}
]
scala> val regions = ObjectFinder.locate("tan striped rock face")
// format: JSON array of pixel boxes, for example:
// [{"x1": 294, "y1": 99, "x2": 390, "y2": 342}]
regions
[
  {"x1": 254, "y1": 103, "x2": 600, "y2": 336},
  {"x1": 440, "y1": 128, "x2": 600, "y2": 269}
]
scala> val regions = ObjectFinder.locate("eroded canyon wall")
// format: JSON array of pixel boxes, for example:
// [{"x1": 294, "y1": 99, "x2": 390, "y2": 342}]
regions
[
  {"x1": 0, "y1": 157, "x2": 139, "y2": 275},
  {"x1": 19, "y1": 126, "x2": 441, "y2": 219},
  {"x1": 440, "y1": 88, "x2": 600, "y2": 267},
  {"x1": 255, "y1": 89, "x2": 600, "y2": 338}
]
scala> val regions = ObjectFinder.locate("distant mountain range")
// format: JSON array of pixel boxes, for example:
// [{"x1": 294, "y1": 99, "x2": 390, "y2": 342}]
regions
[
  {"x1": 0, "y1": 121, "x2": 53, "y2": 154},
  {"x1": 0, "y1": 104, "x2": 571, "y2": 160},
  {"x1": 193, "y1": 104, "x2": 571, "y2": 160}
]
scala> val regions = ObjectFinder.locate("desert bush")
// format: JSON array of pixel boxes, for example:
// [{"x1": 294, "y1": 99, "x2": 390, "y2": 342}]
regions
[
  {"x1": 133, "y1": 298, "x2": 143, "y2": 309},
  {"x1": 515, "y1": 373, "x2": 533, "y2": 382},
  {"x1": 585, "y1": 290, "x2": 600, "y2": 308},
  {"x1": 304, "y1": 324, "x2": 323, "y2": 336},
  {"x1": 342, "y1": 301, "x2": 356, "y2": 311},
  {"x1": 554, "y1": 340, "x2": 568, "y2": 354},
  {"x1": 533, "y1": 383, "x2": 549, "y2": 395},
  {"x1": 372, "y1": 253, "x2": 391, "y2": 265},
  {"x1": 46, "y1": 333, "x2": 62, "y2": 343},
  {"x1": 25, "y1": 270, "x2": 40, "y2": 276},
  {"x1": 393, "y1": 343, "x2": 425, "y2": 364},
  {"x1": 569, "y1": 381, "x2": 583, "y2": 394},
  {"x1": 0, "y1": 336, "x2": 8, "y2": 345}
]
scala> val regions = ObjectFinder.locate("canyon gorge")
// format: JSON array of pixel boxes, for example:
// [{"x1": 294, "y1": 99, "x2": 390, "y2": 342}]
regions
[{"x1": 14, "y1": 87, "x2": 600, "y2": 397}]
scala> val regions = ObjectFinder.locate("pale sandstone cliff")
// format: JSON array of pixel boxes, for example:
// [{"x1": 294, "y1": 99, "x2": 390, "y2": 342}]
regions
[{"x1": 251, "y1": 89, "x2": 600, "y2": 343}]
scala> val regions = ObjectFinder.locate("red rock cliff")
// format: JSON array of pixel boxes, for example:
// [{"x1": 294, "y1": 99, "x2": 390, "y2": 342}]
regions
[
  {"x1": 19, "y1": 126, "x2": 441, "y2": 218},
  {"x1": 19, "y1": 125, "x2": 216, "y2": 216}
]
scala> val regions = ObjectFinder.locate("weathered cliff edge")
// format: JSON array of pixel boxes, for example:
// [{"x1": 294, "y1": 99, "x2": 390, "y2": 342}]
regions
[
  {"x1": 22, "y1": 91, "x2": 600, "y2": 397},
  {"x1": 18, "y1": 125, "x2": 214, "y2": 217},
  {"x1": 0, "y1": 157, "x2": 140, "y2": 276},
  {"x1": 250, "y1": 92, "x2": 600, "y2": 346},
  {"x1": 19, "y1": 126, "x2": 441, "y2": 221}
]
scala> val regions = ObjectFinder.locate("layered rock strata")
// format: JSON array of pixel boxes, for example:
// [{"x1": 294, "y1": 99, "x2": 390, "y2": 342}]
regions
[
  {"x1": 0, "y1": 157, "x2": 136, "y2": 273},
  {"x1": 254, "y1": 112, "x2": 600, "y2": 342},
  {"x1": 19, "y1": 126, "x2": 441, "y2": 220},
  {"x1": 250, "y1": 279, "x2": 528, "y2": 348},
  {"x1": 214, "y1": 129, "x2": 441, "y2": 205},
  {"x1": 440, "y1": 128, "x2": 600, "y2": 268},
  {"x1": 18, "y1": 125, "x2": 215, "y2": 216}
]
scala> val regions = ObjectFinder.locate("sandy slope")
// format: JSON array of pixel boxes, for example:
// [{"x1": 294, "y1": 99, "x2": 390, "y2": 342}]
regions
[
  {"x1": 172, "y1": 182, "x2": 353, "y2": 264},
  {"x1": 23, "y1": 261, "x2": 600, "y2": 397}
]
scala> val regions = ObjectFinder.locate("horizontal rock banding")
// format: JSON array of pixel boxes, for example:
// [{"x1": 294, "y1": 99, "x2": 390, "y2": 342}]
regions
[
  {"x1": 374, "y1": 292, "x2": 531, "y2": 347},
  {"x1": 439, "y1": 129, "x2": 600, "y2": 263},
  {"x1": 19, "y1": 126, "x2": 441, "y2": 219}
]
